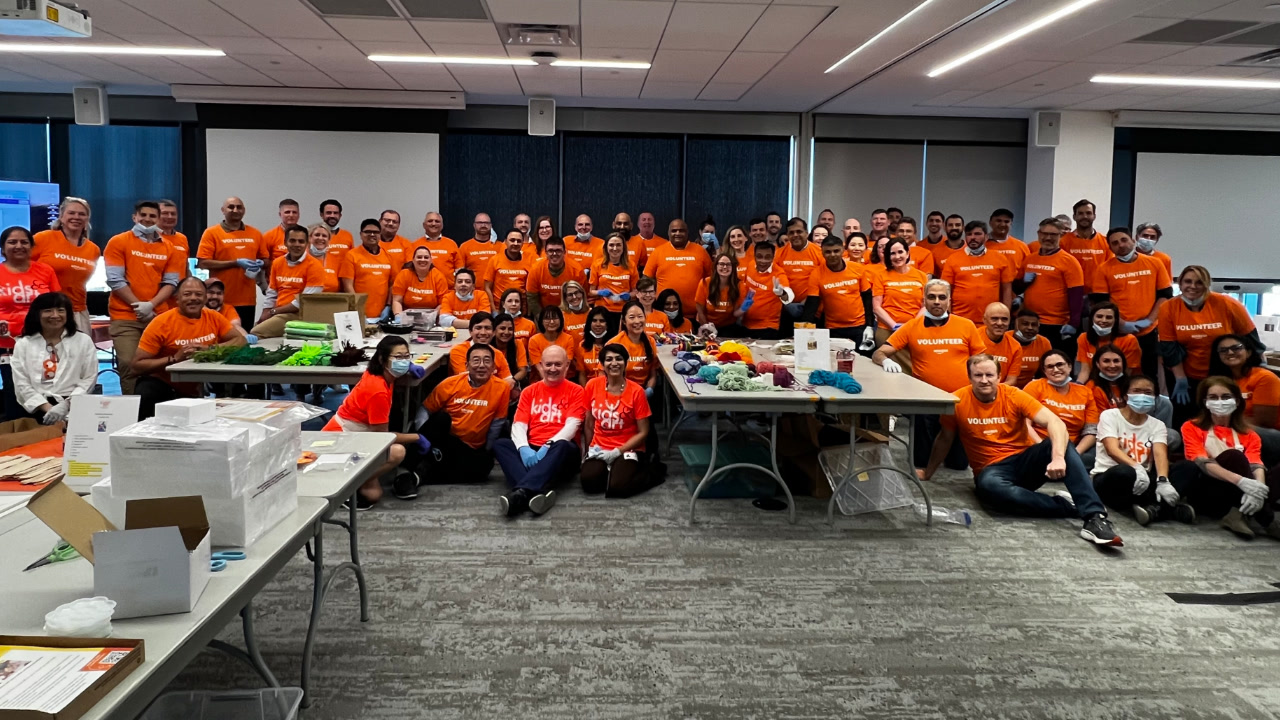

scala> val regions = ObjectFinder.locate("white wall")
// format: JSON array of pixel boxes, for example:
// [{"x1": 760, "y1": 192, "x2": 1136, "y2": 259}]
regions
[
  {"x1": 922, "y1": 144, "x2": 1026, "y2": 234},
  {"x1": 205, "y1": 129, "x2": 440, "y2": 234},
  {"x1": 1052, "y1": 111, "x2": 1114, "y2": 231}
]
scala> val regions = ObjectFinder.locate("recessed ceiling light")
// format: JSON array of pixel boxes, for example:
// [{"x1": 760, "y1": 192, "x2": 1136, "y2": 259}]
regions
[
  {"x1": 927, "y1": 0, "x2": 1106, "y2": 77},
  {"x1": 0, "y1": 43, "x2": 223, "y2": 57},
  {"x1": 368, "y1": 54, "x2": 537, "y2": 66},
  {"x1": 1092, "y1": 73, "x2": 1280, "y2": 89},
  {"x1": 549, "y1": 59, "x2": 649, "y2": 69},
  {"x1": 825, "y1": 0, "x2": 941, "y2": 73}
]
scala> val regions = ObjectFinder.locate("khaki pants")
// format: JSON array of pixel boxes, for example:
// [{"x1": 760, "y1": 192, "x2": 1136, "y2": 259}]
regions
[
  {"x1": 249, "y1": 311, "x2": 300, "y2": 339},
  {"x1": 110, "y1": 319, "x2": 149, "y2": 395},
  {"x1": 874, "y1": 327, "x2": 913, "y2": 375},
  {"x1": 74, "y1": 310, "x2": 92, "y2": 337}
]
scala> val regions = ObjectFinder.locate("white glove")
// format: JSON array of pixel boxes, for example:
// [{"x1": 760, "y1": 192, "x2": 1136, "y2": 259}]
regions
[
  {"x1": 1131, "y1": 464, "x2": 1150, "y2": 495},
  {"x1": 1237, "y1": 478, "x2": 1268, "y2": 516},
  {"x1": 1154, "y1": 480, "x2": 1179, "y2": 506},
  {"x1": 881, "y1": 357, "x2": 902, "y2": 373},
  {"x1": 859, "y1": 326, "x2": 876, "y2": 352},
  {"x1": 698, "y1": 323, "x2": 718, "y2": 339},
  {"x1": 1241, "y1": 491, "x2": 1265, "y2": 515},
  {"x1": 585, "y1": 445, "x2": 605, "y2": 460},
  {"x1": 772, "y1": 278, "x2": 786, "y2": 297},
  {"x1": 131, "y1": 300, "x2": 155, "y2": 321},
  {"x1": 41, "y1": 401, "x2": 69, "y2": 425},
  {"x1": 600, "y1": 448, "x2": 622, "y2": 465}
]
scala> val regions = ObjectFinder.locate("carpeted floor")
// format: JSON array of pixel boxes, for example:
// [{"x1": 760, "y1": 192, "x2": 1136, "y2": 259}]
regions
[{"x1": 166, "y1": 422, "x2": 1280, "y2": 719}]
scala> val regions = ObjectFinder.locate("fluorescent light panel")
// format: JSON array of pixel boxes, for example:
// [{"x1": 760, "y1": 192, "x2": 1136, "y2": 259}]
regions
[
  {"x1": 826, "y1": 0, "x2": 941, "y2": 73},
  {"x1": 368, "y1": 54, "x2": 536, "y2": 66},
  {"x1": 550, "y1": 59, "x2": 650, "y2": 69},
  {"x1": 1093, "y1": 74, "x2": 1280, "y2": 89},
  {"x1": 927, "y1": 0, "x2": 1105, "y2": 77},
  {"x1": 0, "y1": 42, "x2": 222, "y2": 56}
]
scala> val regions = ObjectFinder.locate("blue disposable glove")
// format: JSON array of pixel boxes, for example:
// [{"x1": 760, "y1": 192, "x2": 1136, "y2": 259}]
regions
[
  {"x1": 738, "y1": 289, "x2": 756, "y2": 313},
  {"x1": 645, "y1": 386, "x2": 654, "y2": 399},
  {"x1": 378, "y1": 306, "x2": 392, "y2": 321},
  {"x1": 1133, "y1": 318, "x2": 1153, "y2": 331},
  {"x1": 1059, "y1": 324, "x2": 1076, "y2": 338},
  {"x1": 536, "y1": 444, "x2": 550, "y2": 461},
  {"x1": 617, "y1": 292, "x2": 631, "y2": 302},
  {"x1": 595, "y1": 289, "x2": 612, "y2": 299},
  {"x1": 414, "y1": 434, "x2": 431, "y2": 454},
  {"x1": 519, "y1": 446, "x2": 538, "y2": 468},
  {"x1": 1119, "y1": 321, "x2": 1138, "y2": 334},
  {"x1": 407, "y1": 363, "x2": 425, "y2": 379},
  {"x1": 1022, "y1": 272, "x2": 1037, "y2": 285},
  {"x1": 1172, "y1": 377, "x2": 1190, "y2": 405},
  {"x1": 245, "y1": 333, "x2": 259, "y2": 345},
  {"x1": 235, "y1": 258, "x2": 263, "y2": 270}
]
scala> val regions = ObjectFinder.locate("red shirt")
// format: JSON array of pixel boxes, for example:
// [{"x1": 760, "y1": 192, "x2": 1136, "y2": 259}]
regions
[
  {"x1": 0, "y1": 262, "x2": 61, "y2": 349},
  {"x1": 515, "y1": 379, "x2": 587, "y2": 447},
  {"x1": 585, "y1": 377, "x2": 651, "y2": 451}
]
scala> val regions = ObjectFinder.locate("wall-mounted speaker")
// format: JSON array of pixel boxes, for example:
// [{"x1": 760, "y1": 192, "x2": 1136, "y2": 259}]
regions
[
  {"x1": 1034, "y1": 111, "x2": 1060, "y2": 148},
  {"x1": 73, "y1": 85, "x2": 108, "y2": 126},
  {"x1": 528, "y1": 97, "x2": 555, "y2": 137}
]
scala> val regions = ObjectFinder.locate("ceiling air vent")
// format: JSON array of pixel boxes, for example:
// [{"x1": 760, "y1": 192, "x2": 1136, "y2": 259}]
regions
[
  {"x1": 1222, "y1": 48, "x2": 1280, "y2": 68},
  {"x1": 502, "y1": 24, "x2": 577, "y2": 48},
  {"x1": 1132, "y1": 19, "x2": 1256, "y2": 44}
]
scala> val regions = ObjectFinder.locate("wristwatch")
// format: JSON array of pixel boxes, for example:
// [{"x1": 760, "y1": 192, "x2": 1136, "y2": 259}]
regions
[{"x1": 1157, "y1": 476, "x2": 1170, "y2": 484}]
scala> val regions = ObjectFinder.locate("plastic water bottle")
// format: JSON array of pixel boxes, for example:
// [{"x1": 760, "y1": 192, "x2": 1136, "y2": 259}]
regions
[{"x1": 913, "y1": 503, "x2": 974, "y2": 526}]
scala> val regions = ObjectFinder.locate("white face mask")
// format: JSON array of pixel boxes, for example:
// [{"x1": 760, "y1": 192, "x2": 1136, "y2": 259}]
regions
[
  {"x1": 133, "y1": 222, "x2": 159, "y2": 237},
  {"x1": 1048, "y1": 375, "x2": 1071, "y2": 388},
  {"x1": 1206, "y1": 398, "x2": 1237, "y2": 416},
  {"x1": 1181, "y1": 294, "x2": 1205, "y2": 309},
  {"x1": 1116, "y1": 248, "x2": 1137, "y2": 262},
  {"x1": 1099, "y1": 370, "x2": 1123, "y2": 381},
  {"x1": 308, "y1": 246, "x2": 326, "y2": 258},
  {"x1": 1014, "y1": 329, "x2": 1035, "y2": 342},
  {"x1": 924, "y1": 309, "x2": 948, "y2": 321},
  {"x1": 664, "y1": 309, "x2": 680, "y2": 320},
  {"x1": 576, "y1": 232, "x2": 592, "y2": 242},
  {"x1": 1092, "y1": 323, "x2": 1112, "y2": 336},
  {"x1": 589, "y1": 328, "x2": 607, "y2": 339},
  {"x1": 1136, "y1": 237, "x2": 1157, "y2": 253},
  {"x1": 455, "y1": 291, "x2": 473, "y2": 302}
]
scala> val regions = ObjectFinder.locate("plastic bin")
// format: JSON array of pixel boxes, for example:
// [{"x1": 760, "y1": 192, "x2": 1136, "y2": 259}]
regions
[
  {"x1": 680, "y1": 442, "x2": 778, "y2": 498},
  {"x1": 818, "y1": 443, "x2": 914, "y2": 516},
  {"x1": 141, "y1": 688, "x2": 304, "y2": 720}
]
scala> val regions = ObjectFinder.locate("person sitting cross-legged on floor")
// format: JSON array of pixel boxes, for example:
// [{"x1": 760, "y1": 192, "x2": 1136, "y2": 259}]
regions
[
  {"x1": 493, "y1": 344, "x2": 585, "y2": 517},
  {"x1": 417, "y1": 342, "x2": 512, "y2": 485},
  {"x1": 923, "y1": 353, "x2": 1124, "y2": 547},
  {"x1": 580, "y1": 342, "x2": 661, "y2": 498}
]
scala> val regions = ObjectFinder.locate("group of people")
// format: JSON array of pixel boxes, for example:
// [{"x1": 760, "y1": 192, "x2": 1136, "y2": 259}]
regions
[{"x1": 0, "y1": 193, "x2": 1276, "y2": 542}]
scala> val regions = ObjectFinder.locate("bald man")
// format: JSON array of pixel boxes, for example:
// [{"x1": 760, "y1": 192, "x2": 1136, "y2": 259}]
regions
[
  {"x1": 412, "y1": 211, "x2": 460, "y2": 278},
  {"x1": 565, "y1": 213, "x2": 603, "y2": 270},
  {"x1": 493, "y1": 344, "x2": 586, "y2": 517},
  {"x1": 196, "y1": 196, "x2": 268, "y2": 327},
  {"x1": 981, "y1": 302, "x2": 1021, "y2": 384},
  {"x1": 843, "y1": 217, "x2": 861, "y2": 239}
]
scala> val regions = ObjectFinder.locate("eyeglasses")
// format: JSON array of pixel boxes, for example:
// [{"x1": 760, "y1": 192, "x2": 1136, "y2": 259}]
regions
[
  {"x1": 1043, "y1": 362, "x2": 1070, "y2": 372},
  {"x1": 1217, "y1": 344, "x2": 1246, "y2": 355}
]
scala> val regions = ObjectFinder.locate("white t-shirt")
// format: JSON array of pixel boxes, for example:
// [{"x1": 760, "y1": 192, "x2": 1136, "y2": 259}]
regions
[{"x1": 1092, "y1": 407, "x2": 1167, "y2": 476}]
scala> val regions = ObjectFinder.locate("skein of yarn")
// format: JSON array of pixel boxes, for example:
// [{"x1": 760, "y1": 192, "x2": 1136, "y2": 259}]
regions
[
  {"x1": 772, "y1": 365, "x2": 793, "y2": 388},
  {"x1": 697, "y1": 365, "x2": 723, "y2": 384},
  {"x1": 809, "y1": 369, "x2": 863, "y2": 394}
]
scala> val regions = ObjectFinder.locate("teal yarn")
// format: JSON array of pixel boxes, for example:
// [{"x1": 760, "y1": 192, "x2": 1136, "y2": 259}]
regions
[
  {"x1": 697, "y1": 365, "x2": 723, "y2": 384},
  {"x1": 809, "y1": 369, "x2": 862, "y2": 394}
]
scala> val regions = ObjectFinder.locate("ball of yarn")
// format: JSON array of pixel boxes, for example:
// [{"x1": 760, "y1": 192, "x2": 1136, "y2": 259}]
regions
[
  {"x1": 756, "y1": 360, "x2": 776, "y2": 375},
  {"x1": 773, "y1": 365, "x2": 793, "y2": 388},
  {"x1": 674, "y1": 359, "x2": 693, "y2": 375},
  {"x1": 808, "y1": 369, "x2": 862, "y2": 394},
  {"x1": 719, "y1": 340, "x2": 753, "y2": 362},
  {"x1": 716, "y1": 351, "x2": 742, "y2": 363},
  {"x1": 697, "y1": 365, "x2": 723, "y2": 384}
]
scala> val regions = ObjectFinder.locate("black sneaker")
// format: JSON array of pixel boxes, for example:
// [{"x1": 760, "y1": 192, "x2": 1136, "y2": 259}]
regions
[
  {"x1": 501, "y1": 488, "x2": 532, "y2": 517},
  {"x1": 528, "y1": 489, "x2": 558, "y2": 516},
  {"x1": 1080, "y1": 513, "x2": 1123, "y2": 547},
  {"x1": 1132, "y1": 504, "x2": 1160, "y2": 527},
  {"x1": 1173, "y1": 502, "x2": 1197, "y2": 525},
  {"x1": 392, "y1": 471, "x2": 419, "y2": 500},
  {"x1": 310, "y1": 390, "x2": 324, "y2": 406},
  {"x1": 342, "y1": 494, "x2": 376, "y2": 512}
]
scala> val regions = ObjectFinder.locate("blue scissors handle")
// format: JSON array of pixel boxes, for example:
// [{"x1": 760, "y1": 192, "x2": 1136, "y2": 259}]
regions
[{"x1": 211, "y1": 551, "x2": 246, "y2": 561}]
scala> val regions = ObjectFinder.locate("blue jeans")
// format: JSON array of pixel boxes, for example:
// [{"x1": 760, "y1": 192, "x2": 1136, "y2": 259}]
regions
[
  {"x1": 493, "y1": 438, "x2": 581, "y2": 492},
  {"x1": 974, "y1": 439, "x2": 1104, "y2": 518}
]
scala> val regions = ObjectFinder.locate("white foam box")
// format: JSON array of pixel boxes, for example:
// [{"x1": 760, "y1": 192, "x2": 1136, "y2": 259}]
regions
[
  {"x1": 154, "y1": 397, "x2": 217, "y2": 427},
  {"x1": 110, "y1": 418, "x2": 253, "y2": 499}
]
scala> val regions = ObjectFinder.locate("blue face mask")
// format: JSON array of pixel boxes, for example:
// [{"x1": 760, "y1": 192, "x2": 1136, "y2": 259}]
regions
[
  {"x1": 1126, "y1": 393, "x2": 1156, "y2": 413},
  {"x1": 1136, "y1": 237, "x2": 1157, "y2": 253},
  {"x1": 389, "y1": 359, "x2": 411, "y2": 377},
  {"x1": 702, "y1": 232, "x2": 717, "y2": 245}
]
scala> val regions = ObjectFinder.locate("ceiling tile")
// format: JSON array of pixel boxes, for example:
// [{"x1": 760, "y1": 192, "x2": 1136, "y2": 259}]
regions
[
  {"x1": 1010, "y1": 92, "x2": 1102, "y2": 109},
  {"x1": 326, "y1": 71, "x2": 403, "y2": 88},
  {"x1": 349, "y1": 39, "x2": 431, "y2": 54},
  {"x1": 1065, "y1": 93, "x2": 1168, "y2": 110},
  {"x1": 917, "y1": 90, "x2": 984, "y2": 107},
  {"x1": 275, "y1": 38, "x2": 375, "y2": 71},
  {"x1": 37, "y1": 56, "x2": 163, "y2": 84},
  {"x1": 739, "y1": 4, "x2": 831, "y2": 52},
  {"x1": 448, "y1": 66, "x2": 522, "y2": 94},
  {"x1": 117, "y1": 0, "x2": 257, "y2": 35},
  {"x1": 379, "y1": 64, "x2": 462, "y2": 90},
  {"x1": 2, "y1": 57, "x2": 96, "y2": 83},
  {"x1": 698, "y1": 82, "x2": 752, "y2": 101},
  {"x1": 660, "y1": 3, "x2": 766, "y2": 51},
  {"x1": 259, "y1": 69, "x2": 342, "y2": 87},
  {"x1": 399, "y1": 0, "x2": 489, "y2": 20},
  {"x1": 193, "y1": 35, "x2": 291, "y2": 54},
  {"x1": 423, "y1": 43, "x2": 513, "y2": 57},
  {"x1": 647, "y1": 49, "x2": 729, "y2": 84},
  {"x1": 1131, "y1": 18, "x2": 1256, "y2": 42},
  {"x1": 709, "y1": 52, "x2": 782, "y2": 84},
  {"x1": 995, "y1": 61, "x2": 1130, "y2": 93},
  {"x1": 485, "y1": 0, "x2": 578, "y2": 25},
  {"x1": 1140, "y1": 0, "x2": 1239, "y2": 19},
  {"x1": 328, "y1": 18, "x2": 422, "y2": 42},
  {"x1": 952, "y1": 90, "x2": 1043, "y2": 108},
  {"x1": 307, "y1": 0, "x2": 397, "y2": 16},
  {"x1": 234, "y1": 54, "x2": 319, "y2": 72},
  {"x1": 515, "y1": 66, "x2": 582, "y2": 97},
  {"x1": 1152, "y1": 44, "x2": 1262, "y2": 65},
  {"x1": 946, "y1": 60, "x2": 1062, "y2": 92},
  {"x1": 581, "y1": 0, "x2": 671, "y2": 50},
  {"x1": 170, "y1": 57, "x2": 282, "y2": 85},
  {"x1": 581, "y1": 68, "x2": 645, "y2": 98},
  {"x1": 110, "y1": 56, "x2": 221, "y2": 84},
  {"x1": 640, "y1": 81, "x2": 704, "y2": 100},
  {"x1": 208, "y1": 0, "x2": 341, "y2": 38},
  {"x1": 1198, "y1": 0, "x2": 1280, "y2": 22},
  {"x1": 410, "y1": 20, "x2": 503, "y2": 44},
  {"x1": 72, "y1": 0, "x2": 178, "y2": 35}
]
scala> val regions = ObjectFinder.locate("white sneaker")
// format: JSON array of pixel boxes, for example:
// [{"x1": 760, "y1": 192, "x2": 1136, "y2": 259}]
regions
[
  {"x1": 528, "y1": 490, "x2": 557, "y2": 515},
  {"x1": 1053, "y1": 490, "x2": 1076, "y2": 511}
]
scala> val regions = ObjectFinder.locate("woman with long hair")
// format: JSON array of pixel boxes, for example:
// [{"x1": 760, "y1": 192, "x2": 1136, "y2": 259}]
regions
[
  {"x1": 323, "y1": 335, "x2": 426, "y2": 508},
  {"x1": 575, "y1": 306, "x2": 614, "y2": 382},
  {"x1": 559, "y1": 280, "x2": 589, "y2": 339},
  {"x1": 1076, "y1": 301, "x2": 1142, "y2": 382},
  {"x1": 846, "y1": 231, "x2": 868, "y2": 264},
  {"x1": 695, "y1": 253, "x2": 746, "y2": 337},
  {"x1": 528, "y1": 305, "x2": 577, "y2": 381},
  {"x1": 500, "y1": 287, "x2": 536, "y2": 340},
  {"x1": 581, "y1": 342, "x2": 662, "y2": 498},
  {"x1": 1209, "y1": 333, "x2": 1280, "y2": 466},
  {"x1": 32, "y1": 197, "x2": 98, "y2": 332},
  {"x1": 723, "y1": 225, "x2": 750, "y2": 277},
  {"x1": 530, "y1": 215, "x2": 555, "y2": 258},
  {"x1": 1172, "y1": 376, "x2": 1280, "y2": 538},
  {"x1": 1091, "y1": 373, "x2": 1189, "y2": 526},
  {"x1": 492, "y1": 312, "x2": 530, "y2": 385},
  {"x1": 871, "y1": 237, "x2": 928, "y2": 346},
  {"x1": 655, "y1": 288, "x2": 692, "y2": 334},
  {"x1": 391, "y1": 245, "x2": 450, "y2": 314},
  {"x1": 1086, "y1": 343, "x2": 1181, "y2": 456},
  {"x1": 306, "y1": 223, "x2": 342, "y2": 292},
  {"x1": 12, "y1": 291, "x2": 97, "y2": 425},
  {"x1": 608, "y1": 300, "x2": 658, "y2": 395},
  {"x1": 589, "y1": 232, "x2": 637, "y2": 322},
  {"x1": 698, "y1": 216, "x2": 718, "y2": 254},
  {"x1": 0, "y1": 226, "x2": 61, "y2": 420}
]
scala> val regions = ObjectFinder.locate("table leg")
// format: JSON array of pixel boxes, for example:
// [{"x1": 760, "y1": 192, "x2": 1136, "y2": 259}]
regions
[
  {"x1": 301, "y1": 518, "x2": 324, "y2": 708},
  {"x1": 689, "y1": 413, "x2": 796, "y2": 525},
  {"x1": 827, "y1": 416, "x2": 932, "y2": 527},
  {"x1": 663, "y1": 409, "x2": 689, "y2": 459},
  {"x1": 205, "y1": 603, "x2": 279, "y2": 688}
]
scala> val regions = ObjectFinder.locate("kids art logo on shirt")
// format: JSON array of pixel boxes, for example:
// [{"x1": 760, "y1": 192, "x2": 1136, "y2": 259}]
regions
[
  {"x1": 0, "y1": 279, "x2": 54, "y2": 304},
  {"x1": 531, "y1": 397, "x2": 564, "y2": 425},
  {"x1": 593, "y1": 398, "x2": 624, "y2": 431}
]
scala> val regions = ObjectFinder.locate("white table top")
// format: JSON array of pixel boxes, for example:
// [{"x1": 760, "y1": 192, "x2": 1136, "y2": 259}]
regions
[
  {"x1": 297, "y1": 431, "x2": 395, "y2": 503},
  {"x1": 658, "y1": 347, "x2": 820, "y2": 413},
  {"x1": 0, "y1": 496, "x2": 327, "y2": 720},
  {"x1": 167, "y1": 333, "x2": 463, "y2": 384}
]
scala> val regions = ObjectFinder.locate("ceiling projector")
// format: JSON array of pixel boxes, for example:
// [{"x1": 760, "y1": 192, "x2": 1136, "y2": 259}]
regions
[{"x1": 0, "y1": 0, "x2": 91, "y2": 37}]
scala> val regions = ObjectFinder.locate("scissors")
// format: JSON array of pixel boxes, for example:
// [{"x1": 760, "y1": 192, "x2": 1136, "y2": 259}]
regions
[
  {"x1": 24, "y1": 540, "x2": 80, "y2": 572},
  {"x1": 210, "y1": 551, "x2": 246, "y2": 572}
]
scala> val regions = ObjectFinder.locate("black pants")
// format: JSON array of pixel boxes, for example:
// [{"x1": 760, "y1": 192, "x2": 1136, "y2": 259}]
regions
[
  {"x1": 1092, "y1": 464, "x2": 1192, "y2": 519},
  {"x1": 580, "y1": 456, "x2": 661, "y2": 497},
  {"x1": 414, "y1": 411, "x2": 495, "y2": 483},
  {"x1": 0, "y1": 360, "x2": 19, "y2": 421},
  {"x1": 136, "y1": 375, "x2": 183, "y2": 419},
  {"x1": 234, "y1": 304, "x2": 256, "y2": 329},
  {"x1": 914, "y1": 414, "x2": 968, "y2": 471},
  {"x1": 1170, "y1": 376, "x2": 1203, "y2": 428},
  {"x1": 1171, "y1": 449, "x2": 1280, "y2": 520},
  {"x1": 1137, "y1": 330, "x2": 1159, "y2": 381},
  {"x1": 715, "y1": 323, "x2": 748, "y2": 339},
  {"x1": 1041, "y1": 324, "x2": 1076, "y2": 356}
]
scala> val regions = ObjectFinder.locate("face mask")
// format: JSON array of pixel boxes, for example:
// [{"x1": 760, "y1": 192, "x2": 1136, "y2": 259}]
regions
[
  {"x1": 308, "y1": 246, "x2": 326, "y2": 258},
  {"x1": 569, "y1": 301, "x2": 585, "y2": 312},
  {"x1": 1048, "y1": 375, "x2": 1071, "y2": 388},
  {"x1": 388, "y1": 359, "x2": 411, "y2": 377},
  {"x1": 508, "y1": 309, "x2": 521, "y2": 318},
  {"x1": 1207, "y1": 398, "x2": 1237, "y2": 415},
  {"x1": 133, "y1": 222, "x2": 159, "y2": 237},
  {"x1": 576, "y1": 232, "x2": 591, "y2": 242},
  {"x1": 455, "y1": 291, "x2": 473, "y2": 302},
  {"x1": 967, "y1": 244, "x2": 986, "y2": 256},
  {"x1": 1015, "y1": 330, "x2": 1035, "y2": 342},
  {"x1": 590, "y1": 328, "x2": 607, "y2": 339},
  {"x1": 1100, "y1": 370, "x2": 1124, "y2": 381},
  {"x1": 1181, "y1": 294, "x2": 1205, "y2": 309},
  {"x1": 702, "y1": 232, "x2": 717, "y2": 245},
  {"x1": 1126, "y1": 394, "x2": 1156, "y2": 413},
  {"x1": 665, "y1": 309, "x2": 680, "y2": 320},
  {"x1": 1092, "y1": 323, "x2": 1112, "y2": 336},
  {"x1": 1116, "y1": 249, "x2": 1137, "y2": 262},
  {"x1": 1136, "y1": 237, "x2": 1157, "y2": 253},
  {"x1": 924, "y1": 309, "x2": 948, "y2": 321}
]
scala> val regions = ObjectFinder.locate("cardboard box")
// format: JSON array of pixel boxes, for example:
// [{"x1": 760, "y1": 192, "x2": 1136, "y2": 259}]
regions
[
  {"x1": 300, "y1": 292, "x2": 368, "y2": 327},
  {"x1": 153, "y1": 398, "x2": 216, "y2": 427},
  {"x1": 0, "y1": 636, "x2": 144, "y2": 720},
  {"x1": 27, "y1": 480, "x2": 212, "y2": 620},
  {"x1": 0, "y1": 417, "x2": 62, "y2": 453}
]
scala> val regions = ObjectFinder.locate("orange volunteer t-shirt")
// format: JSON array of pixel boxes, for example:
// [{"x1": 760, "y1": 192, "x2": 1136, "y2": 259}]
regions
[
  {"x1": 1076, "y1": 333, "x2": 1142, "y2": 373},
  {"x1": 31, "y1": 230, "x2": 101, "y2": 313},
  {"x1": 815, "y1": 261, "x2": 872, "y2": 328},
  {"x1": 941, "y1": 384, "x2": 1046, "y2": 472},
  {"x1": 586, "y1": 376, "x2": 652, "y2": 451},
  {"x1": 1021, "y1": 250, "x2": 1084, "y2": 326},
  {"x1": 575, "y1": 342, "x2": 604, "y2": 381},
  {"x1": 907, "y1": 245, "x2": 936, "y2": 276},
  {"x1": 644, "y1": 310, "x2": 671, "y2": 335},
  {"x1": 526, "y1": 258, "x2": 585, "y2": 310},
  {"x1": 986, "y1": 238, "x2": 1029, "y2": 274},
  {"x1": 424, "y1": 373, "x2": 512, "y2": 449},
  {"x1": 196, "y1": 224, "x2": 267, "y2": 307},
  {"x1": 319, "y1": 252, "x2": 343, "y2": 292},
  {"x1": 982, "y1": 330, "x2": 1022, "y2": 383},
  {"x1": 162, "y1": 232, "x2": 189, "y2": 281},
  {"x1": 409, "y1": 237, "x2": 459, "y2": 278},
  {"x1": 325, "y1": 228, "x2": 355, "y2": 263},
  {"x1": 1023, "y1": 379, "x2": 1099, "y2": 443},
  {"x1": 261, "y1": 225, "x2": 291, "y2": 261},
  {"x1": 923, "y1": 239, "x2": 961, "y2": 268},
  {"x1": 448, "y1": 341, "x2": 512, "y2": 378},
  {"x1": 596, "y1": 236, "x2": 647, "y2": 269},
  {"x1": 1090, "y1": 254, "x2": 1171, "y2": 336},
  {"x1": 1157, "y1": 293, "x2": 1255, "y2": 380},
  {"x1": 872, "y1": 267, "x2": 928, "y2": 328},
  {"x1": 1013, "y1": 334, "x2": 1053, "y2": 387},
  {"x1": 887, "y1": 315, "x2": 987, "y2": 393},
  {"x1": 527, "y1": 331, "x2": 578, "y2": 370},
  {"x1": 329, "y1": 372, "x2": 392, "y2": 429},
  {"x1": 514, "y1": 378, "x2": 587, "y2": 447},
  {"x1": 1151, "y1": 250, "x2": 1173, "y2": 277},
  {"x1": 564, "y1": 309, "x2": 589, "y2": 339},
  {"x1": 212, "y1": 301, "x2": 240, "y2": 326},
  {"x1": 458, "y1": 238, "x2": 502, "y2": 277},
  {"x1": 268, "y1": 254, "x2": 325, "y2": 309},
  {"x1": 136, "y1": 307, "x2": 232, "y2": 386},
  {"x1": 608, "y1": 331, "x2": 657, "y2": 386},
  {"x1": 589, "y1": 260, "x2": 639, "y2": 313},
  {"x1": 694, "y1": 278, "x2": 740, "y2": 327},
  {"x1": 741, "y1": 263, "x2": 791, "y2": 331},
  {"x1": 378, "y1": 235, "x2": 413, "y2": 271},
  {"x1": 391, "y1": 267, "x2": 451, "y2": 310},
  {"x1": 1180, "y1": 422, "x2": 1262, "y2": 465},
  {"x1": 1060, "y1": 230, "x2": 1112, "y2": 289},
  {"x1": 643, "y1": 243, "x2": 713, "y2": 315},
  {"x1": 1238, "y1": 366, "x2": 1280, "y2": 427},
  {"x1": 635, "y1": 234, "x2": 668, "y2": 257},
  {"x1": 440, "y1": 291, "x2": 491, "y2": 325},
  {"x1": 775, "y1": 242, "x2": 825, "y2": 299},
  {"x1": 338, "y1": 245, "x2": 395, "y2": 318},
  {"x1": 564, "y1": 236, "x2": 603, "y2": 270},
  {"x1": 103, "y1": 232, "x2": 184, "y2": 321},
  {"x1": 940, "y1": 250, "x2": 1016, "y2": 324},
  {"x1": 486, "y1": 252, "x2": 533, "y2": 298},
  {"x1": 511, "y1": 317, "x2": 536, "y2": 342}
]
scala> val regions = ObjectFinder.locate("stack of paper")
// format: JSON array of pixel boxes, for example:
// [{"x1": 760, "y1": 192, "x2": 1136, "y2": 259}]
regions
[{"x1": 0, "y1": 455, "x2": 62, "y2": 485}]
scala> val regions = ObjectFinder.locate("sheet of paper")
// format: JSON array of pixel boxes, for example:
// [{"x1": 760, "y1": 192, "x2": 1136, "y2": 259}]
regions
[
  {"x1": 334, "y1": 311, "x2": 363, "y2": 349},
  {"x1": 63, "y1": 395, "x2": 141, "y2": 481},
  {"x1": 213, "y1": 399, "x2": 289, "y2": 423},
  {"x1": 0, "y1": 645, "x2": 133, "y2": 713},
  {"x1": 794, "y1": 328, "x2": 832, "y2": 373}
]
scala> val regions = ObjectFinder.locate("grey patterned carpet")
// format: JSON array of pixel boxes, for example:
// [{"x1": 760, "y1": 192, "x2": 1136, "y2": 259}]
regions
[{"x1": 166, "y1": 422, "x2": 1280, "y2": 719}]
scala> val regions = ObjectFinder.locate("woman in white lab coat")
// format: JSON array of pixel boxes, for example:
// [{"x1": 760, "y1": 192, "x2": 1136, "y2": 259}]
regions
[{"x1": 12, "y1": 292, "x2": 98, "y2": 425}]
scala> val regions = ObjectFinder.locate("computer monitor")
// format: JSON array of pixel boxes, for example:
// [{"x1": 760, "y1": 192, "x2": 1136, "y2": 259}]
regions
[{"x1": 0, "y1": 179, "x2": 60, "y2": 233}]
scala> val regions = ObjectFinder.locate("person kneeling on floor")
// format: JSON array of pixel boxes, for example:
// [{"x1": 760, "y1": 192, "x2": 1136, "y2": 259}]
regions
[
  {"x1": 922, "y1": 353, "x2": 1124, "y2": 547},
  {"x1": 416, "y1": 343, "x2": 512, "y2": 486},
  {"x1": 494, "y1": 345, "x2": 585, "y2": 517},
  {"x1": 581, "y1": 342, "x2": 662, "y2": 497}
]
